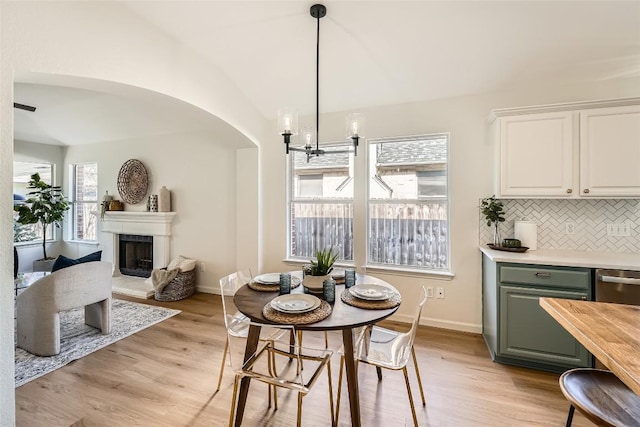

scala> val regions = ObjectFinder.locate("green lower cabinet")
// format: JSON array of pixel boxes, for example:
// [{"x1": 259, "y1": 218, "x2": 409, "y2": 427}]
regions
[
  {"x1": 498, "y1": 285, "x2": 591, "y2": 368},
  {"x1": 482, "y1": 256, "x2": 594, "y2": 372}
]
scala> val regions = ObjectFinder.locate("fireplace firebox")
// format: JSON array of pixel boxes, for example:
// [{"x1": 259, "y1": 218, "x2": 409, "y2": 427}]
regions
[{"x1": 119, "y1": 234, "x2": 153, "y2": 278}]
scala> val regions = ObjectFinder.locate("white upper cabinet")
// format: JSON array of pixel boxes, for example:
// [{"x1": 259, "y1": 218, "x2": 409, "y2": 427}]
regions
[
  {"x1": 498, "y1": 112, "x2": 575, "y2": 197},
  {"x1": 579, "y1": 106, "x2": 640, "y2": 197},
  {"x1": 491, "y1": 99, "x2": 640, "y2": 198}
]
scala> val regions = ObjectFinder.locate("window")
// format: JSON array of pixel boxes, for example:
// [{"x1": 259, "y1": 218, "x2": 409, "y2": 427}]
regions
[
  {"x1": 288, "y1": 143, "x2": 354, "y2": 261},
  {"x1": 13, "y1": 161, "x2": 54, "y2": 243},
  {"x1": 368, "y1": 134, "x2": 449, "y2": 271},
  {"x1": 70, "y1": 163, "x2": 98, "y2": 241}
]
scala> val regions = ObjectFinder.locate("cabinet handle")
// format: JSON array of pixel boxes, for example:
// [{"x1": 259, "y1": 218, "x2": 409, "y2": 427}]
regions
[
  {"x1": 580, "y1": 296, "x2": 587, "y2": 301},
  {"x1": 566, "y1": 189, "x2": 572, "y2": 194},
  {"x1": 583, "y1": 189, "x2": 590, "y2": 194},
  {"x1": 535, "y1": 272, "x2": 551, "y2": 278}
]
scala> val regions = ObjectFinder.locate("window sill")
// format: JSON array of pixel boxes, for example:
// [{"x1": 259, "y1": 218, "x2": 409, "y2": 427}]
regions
[
  {"x1": 65, "y1": 240, "x2": 100, "y2": 246},
  {"x1": 283, "y1": 258, "x2": 454, "y2": 280},
  {"x1": 14, "y1": 241, "x2": 43, "y2": 248}
]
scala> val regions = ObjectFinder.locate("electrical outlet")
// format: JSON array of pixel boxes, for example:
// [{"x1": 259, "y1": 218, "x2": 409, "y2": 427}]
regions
[
  {"x1": 199, "y1": 262, "x2": 206, "y2": 272},
  {"x1": 565, "y1": 222, "x2": 575, "y2": 235},
  {"x1": 619, "y1": 223, "x2": 631, "y2": 236},
  {"x1": 436, "y1": 287, "x2": 445, "y2": 299},
  {"x1": 606, "y1": 223, "x2": 630, "y2": 237},
  {"x1": 426, "y1": 287, "x2": 434, "y2": 298}
]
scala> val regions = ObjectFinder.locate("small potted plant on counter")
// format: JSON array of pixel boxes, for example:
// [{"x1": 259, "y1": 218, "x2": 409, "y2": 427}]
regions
[
  {"x1": 481, "y1": 195, "x2": 505, "y2": 246},
  {"x1": 303, "y1": 247, "x2": 338, "y2": 292}
]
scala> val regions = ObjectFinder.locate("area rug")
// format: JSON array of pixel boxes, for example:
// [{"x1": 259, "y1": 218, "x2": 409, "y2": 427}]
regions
[{"x1": 15, "y1": 299, "x2": 180, "y2": 387}]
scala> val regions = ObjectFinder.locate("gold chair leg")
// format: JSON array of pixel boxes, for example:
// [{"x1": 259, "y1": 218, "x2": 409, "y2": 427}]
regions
[
  {"x1": 335, "y1": 355, "x2": 344, "y2": 424},
  {"x1": 411, "y1": 346, "x2": 426, "y2": 405},
  {"x1": 228, "y1": 375, "x2": 239, "y2": 427},
  {"x1": 403, "y1": 366, "x2": 419, "y2": 427},
  {"x1": 217, "y1": 337, "x2": 229, "y2": 391},
  {"x1": 297, "y1": 392, "x2": 303, "y2": 427},
  {"x1": 267, "y1": 342, "x2": 273, "y2": 408},
  {"x1": 327, "y1": 360, "x2": 336, "y2": 426}
]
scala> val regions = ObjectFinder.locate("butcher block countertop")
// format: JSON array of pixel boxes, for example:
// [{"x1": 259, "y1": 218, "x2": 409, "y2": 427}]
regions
[
  {"x1": 480, "y1": 246, "x2": 640, "y2": 270},
  {"x1": 540, "y1": 297, "x2": 640, "y2": 396}
]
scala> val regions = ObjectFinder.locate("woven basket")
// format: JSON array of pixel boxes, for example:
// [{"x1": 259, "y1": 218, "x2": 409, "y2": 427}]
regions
[{"x1": 154, "y1": 268, "x2": 196, "y2": 302}]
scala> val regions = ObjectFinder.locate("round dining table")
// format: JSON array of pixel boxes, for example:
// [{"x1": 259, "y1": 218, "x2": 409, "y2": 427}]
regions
[{"x1": 232, "y1": 272, "x2": 400, "y2": 427}]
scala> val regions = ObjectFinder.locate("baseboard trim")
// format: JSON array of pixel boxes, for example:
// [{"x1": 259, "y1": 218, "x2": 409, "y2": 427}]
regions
[
  {"x1": 391, "y1": 313, "x2": 482, "y2": 334},
  {"x1": 196, "y1": 284, "x2": 218, "y2": 295}
]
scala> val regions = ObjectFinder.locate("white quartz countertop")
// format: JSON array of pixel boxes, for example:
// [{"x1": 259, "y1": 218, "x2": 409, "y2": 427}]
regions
[{"x1": 479, "y1": 246, "x2": 640, "y2": 271}]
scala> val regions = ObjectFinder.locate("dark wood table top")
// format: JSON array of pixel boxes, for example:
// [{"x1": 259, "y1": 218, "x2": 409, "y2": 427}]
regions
[
  {"x1": 233, "y1": 273, "x2": 400, "y2": 331},
  {"x1": 540, "y1": 297, "x2": 640, "y2": 396}
]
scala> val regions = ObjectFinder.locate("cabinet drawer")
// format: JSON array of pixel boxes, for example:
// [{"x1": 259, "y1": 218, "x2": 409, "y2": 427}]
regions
[{"x1": 499, "y1": 265, "x2": 590, "y2": 290}]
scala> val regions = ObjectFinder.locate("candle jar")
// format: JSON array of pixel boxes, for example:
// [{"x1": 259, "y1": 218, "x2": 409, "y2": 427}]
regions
[
  {"x1": 345, "y1": 269, "x2": 356, "y2": 288},
  {"x1": 279, "y1": 273, "x2": 291, "y2": 295},
  {"x1": 323, "y1": 278, "x2": 336, "y2": 304}
]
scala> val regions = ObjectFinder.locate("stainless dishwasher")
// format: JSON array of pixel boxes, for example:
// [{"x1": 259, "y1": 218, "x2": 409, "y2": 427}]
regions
[{"x1": 596, "y1": 269, "x2": 640, "y2": 305}]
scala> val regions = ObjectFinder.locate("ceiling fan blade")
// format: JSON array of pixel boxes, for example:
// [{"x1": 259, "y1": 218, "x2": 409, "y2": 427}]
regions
[{"x1": 13, "y1": 102, "x2": 36, "y2": 112}]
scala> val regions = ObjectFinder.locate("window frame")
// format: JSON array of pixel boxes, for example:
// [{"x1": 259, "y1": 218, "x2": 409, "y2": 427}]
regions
[
  {"x1": 69, "y1": 162, "x2": 99, "y2": 242},
  {"x1": 366, "y1": 133, "x2": 451, "y2": 274},
  {"x1": 13, "y1": 161, "x2": 55, "y2": 245},
  {"x1": 286, "y1": 141, "x2": 355, "y2": 263}
]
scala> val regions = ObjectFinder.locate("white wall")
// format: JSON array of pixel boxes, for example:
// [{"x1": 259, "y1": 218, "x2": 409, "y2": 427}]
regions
[
  {"x1": 0, "y1": 2, "x2": 15, "y2": 419},
  {"x1": 63, "y1": 133, "x2": 253, "y2": 293},
  {"x1": 259, "y1": 77, "x2": 640, "y2": 330}
]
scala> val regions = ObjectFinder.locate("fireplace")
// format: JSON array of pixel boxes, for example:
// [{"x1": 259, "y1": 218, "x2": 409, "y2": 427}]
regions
[
  {"x1": 119, "y1": 234, "x2": 153, "y2": 278},
  {"x1": 98, "y1": 211, "x2": 176, "y2": 277}
]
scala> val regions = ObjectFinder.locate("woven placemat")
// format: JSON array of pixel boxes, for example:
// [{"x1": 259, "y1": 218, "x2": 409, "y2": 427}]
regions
[
  {"x1": 248, "y1": 277, "x2": 302, "y2": 292},
  {"x1": 262, "y1": 300, "x2": 332, "y2": 325},
  {"x1": 340, "y1": 289, "x2": 401, "y2": 309}
]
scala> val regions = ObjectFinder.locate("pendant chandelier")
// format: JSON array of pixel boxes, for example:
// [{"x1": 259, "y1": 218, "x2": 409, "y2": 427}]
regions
[{"x1": 278, "y1": 4, "x2": 365, "y2": 162}]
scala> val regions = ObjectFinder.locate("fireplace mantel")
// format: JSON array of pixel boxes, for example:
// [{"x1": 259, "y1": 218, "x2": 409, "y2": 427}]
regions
[{"x1": 100, "y1": 211, "x2": 176, "y2": 236}]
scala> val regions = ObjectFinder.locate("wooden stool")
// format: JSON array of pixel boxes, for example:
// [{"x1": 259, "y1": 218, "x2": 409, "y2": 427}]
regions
[{"x1": 560, "y1": 368, "x2": 640, "y2": 427}]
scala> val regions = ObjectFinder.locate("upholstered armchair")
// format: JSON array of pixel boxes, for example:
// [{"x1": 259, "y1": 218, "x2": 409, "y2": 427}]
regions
[{"x1": 16, "y1": 261, "x2": 113, "y2": 356}]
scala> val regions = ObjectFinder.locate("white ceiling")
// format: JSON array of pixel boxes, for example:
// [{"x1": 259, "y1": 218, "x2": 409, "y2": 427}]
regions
[{"x1": 13, "y1": 1, "x2": 640, "y2": 146}]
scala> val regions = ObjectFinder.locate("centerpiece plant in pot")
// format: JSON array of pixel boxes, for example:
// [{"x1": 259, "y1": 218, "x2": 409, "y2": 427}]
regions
[
  {"x1": 14, "y1": 173, "x2": 70, "y2": 271},
  {"x1": 481, "y1": 195, "x2": 506, "y2": 246},
  {"x1": 303, "y1": 247, "x2": 338, "y2": 292}
]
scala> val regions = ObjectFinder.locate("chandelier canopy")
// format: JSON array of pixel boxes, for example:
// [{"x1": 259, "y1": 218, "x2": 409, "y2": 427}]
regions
[{"x1": 278, "y1": 4, "x2": 365, "y2": 162}]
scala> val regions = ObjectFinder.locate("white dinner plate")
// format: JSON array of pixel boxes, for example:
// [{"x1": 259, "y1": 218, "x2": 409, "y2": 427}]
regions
[
  {"x1": 270, "y1": 294, "x2": 321, "y2": 313},
  {"x1": 254, "y1": 273, "x2": 282, "y2": 284},
  {"x1": 349, "y1": 284, "x2": 395, "y2": 301},
  {"x1": 254, "y1": 274, "x2": 301, "y2": 287},
  {"x1": 331, "y1": 269, "x2": 345, "y2": 279}
]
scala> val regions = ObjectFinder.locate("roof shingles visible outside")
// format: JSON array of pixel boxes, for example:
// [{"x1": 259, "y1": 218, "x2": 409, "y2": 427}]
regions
[{"x1": 294, "y1": 137, "x2": 446, "y2": 171}]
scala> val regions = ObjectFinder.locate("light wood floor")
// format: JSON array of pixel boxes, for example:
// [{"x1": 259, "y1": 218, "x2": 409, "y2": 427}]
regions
[{"x1": 15, "y1": 293, "x2": 595, "y2": 427}]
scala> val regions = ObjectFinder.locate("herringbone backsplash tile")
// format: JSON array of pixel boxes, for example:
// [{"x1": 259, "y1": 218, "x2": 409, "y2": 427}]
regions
[{"x1": 479, "y1": 199, "x2": 640, "y2": 253}]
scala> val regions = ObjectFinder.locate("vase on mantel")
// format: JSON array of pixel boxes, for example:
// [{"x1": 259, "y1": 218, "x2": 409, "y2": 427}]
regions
[{"x1": 158, "y1": 186, "x2": 171, "y2": 212}]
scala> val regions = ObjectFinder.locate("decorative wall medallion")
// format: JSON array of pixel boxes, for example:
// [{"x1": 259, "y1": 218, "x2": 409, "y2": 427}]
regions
[{"x1": 117, "y1": 159, "x2": 149, "y2": 204}]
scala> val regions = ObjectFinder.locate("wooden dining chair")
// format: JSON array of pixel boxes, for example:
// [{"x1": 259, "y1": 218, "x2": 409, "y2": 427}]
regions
[
  {"x1": 335, "y1": 286, "x2": 427, "y2": 426},
  {"x1": 559, "y1": 368, "x2": 640, "y2": 427}
]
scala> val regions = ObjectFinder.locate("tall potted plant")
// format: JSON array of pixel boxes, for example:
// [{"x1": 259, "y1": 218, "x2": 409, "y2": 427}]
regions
[
  {"x1": 303, "y1": 247, "x2": 338, "y2": 291},
  {"x1": 481, "y1": 195, "x2": 506, "y2": 246},
  {"x1": 14, "y1": 173, "x2": 70, "y2": 271}
]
